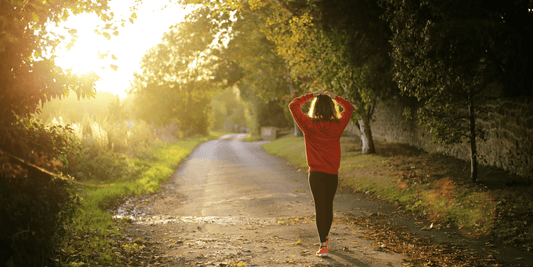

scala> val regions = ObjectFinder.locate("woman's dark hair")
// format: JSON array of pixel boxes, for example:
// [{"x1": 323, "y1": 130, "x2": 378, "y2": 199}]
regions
[{"x1": 308, "y1": 94, "x2": 341, "y2": 122}]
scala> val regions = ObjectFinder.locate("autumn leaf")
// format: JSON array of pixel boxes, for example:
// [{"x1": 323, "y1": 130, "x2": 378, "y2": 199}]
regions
[{"x1": 291, "y1": 239, "x2": 302, "y2": 245}]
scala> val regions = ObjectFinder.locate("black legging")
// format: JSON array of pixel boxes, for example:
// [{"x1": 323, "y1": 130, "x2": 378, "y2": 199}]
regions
[{"x1": 308, "y1": 171, "x2": 338, "y2": 243}]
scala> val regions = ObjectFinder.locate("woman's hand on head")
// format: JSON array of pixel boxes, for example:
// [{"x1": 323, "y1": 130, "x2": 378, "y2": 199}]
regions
[
  {"x1": 313, "y1": 90, "x2": 324, "y2": 97},
  {"x1": 325, "y1": 91, "x2": 336, "y2": 99}
]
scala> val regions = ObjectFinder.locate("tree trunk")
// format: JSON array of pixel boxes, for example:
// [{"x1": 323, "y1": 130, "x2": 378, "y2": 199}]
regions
[
  {"x1": 468, "y1": 93, "x2": 478, "y2": 182},
  {"x1": 288, "y1": 75, "x2": 303, "y2": 137},
  {"x1": 341, "y1": 84, "x2": 375, "y2": 154},
  {"x1": 293, "y1": 120, "x2": 303, "y2": 136},
  {"x1": 358, "y1": 116, "x2": 376, "y2": 154}
]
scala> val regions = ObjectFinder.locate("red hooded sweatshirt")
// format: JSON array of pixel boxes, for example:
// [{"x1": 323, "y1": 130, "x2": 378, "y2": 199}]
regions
[{"x1": 289, "y1": 93, "x2": 354, "y2": 175}]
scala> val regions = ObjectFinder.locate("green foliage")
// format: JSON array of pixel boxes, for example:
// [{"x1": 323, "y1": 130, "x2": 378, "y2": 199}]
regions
[
  {"x1": 242, "y1": 94, "x2": 265, "y2": 135},
  {"x1": 312, "y1": 0, "x2": 395, "y2": 118},
  {"x1": 381, "y1": 0, "x2": 533, "y2": 144},
  {"x1": 129, "y1": 7, "x2": 223, "y2": 137},
  {"x1": 41, "y1": 110, "x2": 160, "y2": 182},
  {"x1": 0, "y1": 166, "x2": 79, "y2": 266},
  {"x1": 0, "y1": 116, "x2": 79, "y2": 266},
  {"x1": 258, "y1": 100, "x2": 293, "y2": 129},
  {"x1": 65, "y1": 140, "x2": 136, "y2": 182},
  {"x1": 209, "y1": 88, "x2": 247, "y2": 131},
  {"x1": 9, "y1": 94, "x2": 220, "y2": 266},
  {"x1": 221, "y1": 0, "x2": 394, "y2": 120},
  {"x1": 0, "y1": 95, "x2": 162, "y2": 264},
  {"x1": 0, "y1": 0, "x2": 126, "y2": 126},
  {"x1": 1, "y1": 115, "x2": 75, "y2": 164},
  {"x1": 186, "y1": 0, "x2": 393, "y2": 148},
  {"x1": 382, "y1": 0, "x2": 491, "y2": 143},
  {"x1": 379, "y1": 0, "x2": 533, "y2": 180},
  {"x1": 0, "y1": 1, "x2": 134, "y2": 263},
  {"x1": 220, "y1": 8, "x2": 290, "y2": 101},
  {"x1": 38, "y1": 92, "x2": 129, "y2": 124}
]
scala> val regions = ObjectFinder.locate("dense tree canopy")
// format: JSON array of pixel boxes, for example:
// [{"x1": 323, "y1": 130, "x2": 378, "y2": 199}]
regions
[
  {"x1": 215, "y1": 7, "x2": 293, "y2": 134},
  {"x1": 312, "y1": 0, "x2": 395, "y2": 153},
  {"x1": 381, "y1": 0, "x2": 533, "y2": 181},
  {"x1": 128, "y1": 7, "x2": 225, "y2": 136}
]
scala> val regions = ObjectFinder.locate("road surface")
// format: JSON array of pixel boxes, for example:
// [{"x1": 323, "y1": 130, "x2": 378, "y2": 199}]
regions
[{"x1": 116, "y1": 134, "x2": 406, "y2": 266}]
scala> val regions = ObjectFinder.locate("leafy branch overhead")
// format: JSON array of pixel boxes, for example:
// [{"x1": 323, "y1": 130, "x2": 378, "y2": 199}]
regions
[{"x1": 0, "y1": 0, "x2": 138, "y2": 126}]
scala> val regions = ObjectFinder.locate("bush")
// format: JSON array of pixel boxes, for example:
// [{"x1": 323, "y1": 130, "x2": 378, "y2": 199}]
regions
[
  {"x1": 64, "y1": 138, "x2": 136, "y2": 182},
  {"x1": 0, "y1": 117, "x2": 79, "y2": 266},
  {"x1": 0, "y1": 165, "x2": 78, "y2": 266},
  {"x1": 59, "y1": 115, "x2": 157, "y2": 182}
]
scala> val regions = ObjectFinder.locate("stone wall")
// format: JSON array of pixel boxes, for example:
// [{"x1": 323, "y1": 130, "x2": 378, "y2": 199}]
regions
[
  {"x1": 477, "y1": 98, "x2": 533, "y2": 176},
  {"x1": 346, "y1": 96, "x2": 533, "y2": 178}
]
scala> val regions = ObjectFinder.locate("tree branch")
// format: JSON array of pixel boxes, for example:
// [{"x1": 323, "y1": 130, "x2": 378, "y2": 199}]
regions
[
  {"x1": 484, "y1": 47, "x2": 506, "y2": 75},
  {"x1": 273, "y1": 0, "x2": 296, "y2": 16},
  {"x1": 0, "y1": 149, "x2": 115, "y2": 188}
]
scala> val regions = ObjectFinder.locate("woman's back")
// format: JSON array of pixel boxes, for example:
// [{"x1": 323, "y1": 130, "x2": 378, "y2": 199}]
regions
[{"x1": 288, "y1": 92, "x2": 354, "y2": 174}]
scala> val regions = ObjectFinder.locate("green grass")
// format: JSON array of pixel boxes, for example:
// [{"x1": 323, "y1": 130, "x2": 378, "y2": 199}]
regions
[
  {"x1": 262, "y1": 135, "x2": 307, "y2": 168},
  {"x1": 60, "y1": 133, "x2": 222, "y2": 266},
  {"x1": 262, "y1": 134, "x2": 498, "y2": 236},
  {"x1": 243, "y1": 133, "x2": 264, "y2": 142}
]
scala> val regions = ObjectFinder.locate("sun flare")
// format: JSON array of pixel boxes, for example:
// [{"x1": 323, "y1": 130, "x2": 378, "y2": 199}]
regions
[
  {"x1": 53, "y1": 12, "x2": 107, "y2": 75},
  {"x1": 56, "y1": 41, "x2": 102, "y2": 75},
  {"x1": 52, "y1": 2, "x2": 190, "y2": 97}
]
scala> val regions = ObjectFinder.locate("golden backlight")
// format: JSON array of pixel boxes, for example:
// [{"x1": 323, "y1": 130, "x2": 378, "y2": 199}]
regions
[{"x1": 52, "y1": 1, "x2": 190, "y2": 98}]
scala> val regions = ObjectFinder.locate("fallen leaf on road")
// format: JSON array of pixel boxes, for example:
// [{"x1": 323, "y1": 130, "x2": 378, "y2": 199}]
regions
[{"x1": 289, "y1": 239, "x2": 302, "y2": 245}]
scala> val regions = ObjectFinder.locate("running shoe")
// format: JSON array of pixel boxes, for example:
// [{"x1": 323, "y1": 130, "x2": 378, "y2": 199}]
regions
[{"x1": 316, "y1": 246, "x2": 328, "y2": 257}]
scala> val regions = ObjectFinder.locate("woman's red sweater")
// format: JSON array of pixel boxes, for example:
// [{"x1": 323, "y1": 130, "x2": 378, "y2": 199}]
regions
[{"x1": 289, "y1": 93, "x2": 354, "y2": 175}]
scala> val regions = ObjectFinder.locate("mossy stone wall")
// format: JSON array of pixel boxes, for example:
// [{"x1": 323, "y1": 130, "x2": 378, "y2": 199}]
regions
[{"x1": 346, "y1": 96, "x2": 533, "y2": 179}]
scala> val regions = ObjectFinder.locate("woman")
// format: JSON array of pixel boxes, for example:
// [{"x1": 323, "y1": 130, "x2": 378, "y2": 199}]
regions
[{"x1": 288, "y1": 90, "x2": 354, "y2": 257}]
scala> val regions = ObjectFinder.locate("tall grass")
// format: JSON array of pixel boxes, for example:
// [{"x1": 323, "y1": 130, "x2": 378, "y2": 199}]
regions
[{"x1": 36, "y1": 95, "x2": 224, "y2": 265}]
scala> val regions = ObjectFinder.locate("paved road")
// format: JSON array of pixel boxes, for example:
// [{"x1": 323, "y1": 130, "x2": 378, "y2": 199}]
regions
[
  {"x1": 161, "y1": 133, "x2": 313, "y2": 218},
  {"x1": 119, "y1": 134, "x2": 406, "y2": 266}
]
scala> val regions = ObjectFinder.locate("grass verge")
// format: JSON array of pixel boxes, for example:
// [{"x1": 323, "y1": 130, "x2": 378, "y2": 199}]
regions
[
  {"x1": 243, "y1": 133, "x2": 264, "y2": 142},
  {"x1": 58, "y1": 133, "x2": 222, "y2": 266},
  {"x1": 262, "y1": 135, "x2": 532, "y2": 249}
]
